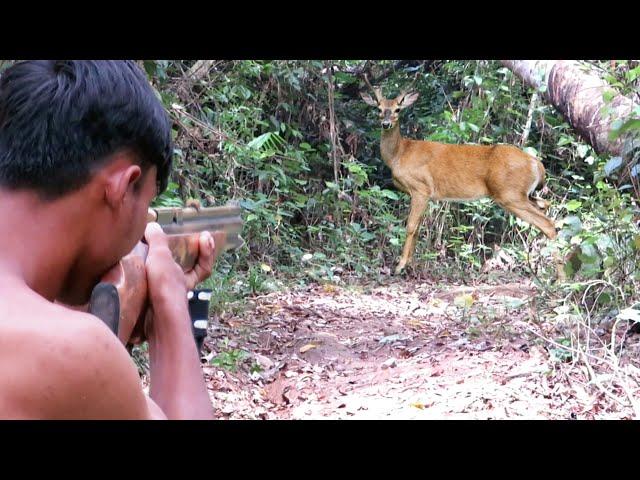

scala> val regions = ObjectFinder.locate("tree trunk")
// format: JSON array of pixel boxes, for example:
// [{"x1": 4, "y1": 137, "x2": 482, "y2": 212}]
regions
[
  {"x1": 501, "y1": 60, "x2": 638, "y2": 157},
  {"x1": 186, "y1": 60, "x2": 218, "y2": 82}
]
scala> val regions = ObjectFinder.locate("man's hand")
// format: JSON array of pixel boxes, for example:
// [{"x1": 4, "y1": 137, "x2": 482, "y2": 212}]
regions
[
  {"x1": 145, "y1": 222, "x2": 220, "y2": 294},
  {"x1": 144, "y1": 223, "x2": 221, "y2": 299},
  {"x1": 144, "y1": 222, "x2": 189, "y2": 309},
  {"x1": 142, "y1": 222, "x2": 216, "y2": 419},
  {"x1": 183, "y1": 230, "x2": 225, "y2": 291}
]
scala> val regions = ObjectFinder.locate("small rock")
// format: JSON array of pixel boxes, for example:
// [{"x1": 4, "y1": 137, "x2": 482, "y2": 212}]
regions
[
  {"x1": 255, "y1": 354, "x2": 274, "y2": 369},
  {"x1": 452, "y1": 338, "x2": 469, "y2": 347},
  {"x1": 381, "y1": 358, "x2": 397, "y2": 369}
]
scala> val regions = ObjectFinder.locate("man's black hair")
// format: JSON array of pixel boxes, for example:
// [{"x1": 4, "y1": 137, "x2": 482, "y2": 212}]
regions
[{"x1": 0, "y1": 60, "x2": 173, "y2": 198}]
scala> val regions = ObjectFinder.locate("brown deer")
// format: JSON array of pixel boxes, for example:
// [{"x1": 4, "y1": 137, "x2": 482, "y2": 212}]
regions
[{"x1": 360, "y1": 75, "x2": 557, "y2": 274}]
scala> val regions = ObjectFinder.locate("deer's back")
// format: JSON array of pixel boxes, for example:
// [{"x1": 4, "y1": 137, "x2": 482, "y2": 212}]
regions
[{"x1": 395, "y1": 140, "x2": 541, "y2": 200}]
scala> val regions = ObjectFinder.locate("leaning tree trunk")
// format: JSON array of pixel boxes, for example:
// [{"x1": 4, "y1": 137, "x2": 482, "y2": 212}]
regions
[{"x1": 501, "y1": 60, "x2": 638, "y2": 157}]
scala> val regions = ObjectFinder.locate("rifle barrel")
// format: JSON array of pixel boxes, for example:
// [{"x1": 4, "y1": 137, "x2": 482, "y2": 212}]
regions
[{"x1": 148, "y1": 203, "x2": 244, "y2": 251}]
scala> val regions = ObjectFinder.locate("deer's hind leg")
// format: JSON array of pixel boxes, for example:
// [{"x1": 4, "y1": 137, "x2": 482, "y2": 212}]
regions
[
  {"x1": 500, "y1": 196, "x2": 568, "y2": 280},
  {"x1": 497, "y1": 197, "x2": 557, "y2": 239},
  {"x1": 530, "y1": 195, "x2": 550, "y2": 212}
]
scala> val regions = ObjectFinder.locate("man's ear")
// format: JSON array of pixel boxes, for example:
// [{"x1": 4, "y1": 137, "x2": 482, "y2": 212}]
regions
[{"x1": 104, "y1": 164, "x2": 143, "y2": 209}]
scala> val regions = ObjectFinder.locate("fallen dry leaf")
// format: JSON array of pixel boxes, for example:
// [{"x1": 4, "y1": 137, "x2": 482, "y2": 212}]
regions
[
  {"x1": 199, "y1": 275, "x2": 639, "y2": 420},
  {"x1": 299, "y1": 343, "x2": 317, "y2": 353}
]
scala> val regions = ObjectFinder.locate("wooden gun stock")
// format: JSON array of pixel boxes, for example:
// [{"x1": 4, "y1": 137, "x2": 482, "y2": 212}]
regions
[{"x1": 88, "y1": 203, "x2": 243, "y2": 347}]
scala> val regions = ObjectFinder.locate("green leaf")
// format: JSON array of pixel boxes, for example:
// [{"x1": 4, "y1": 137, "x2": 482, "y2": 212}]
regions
[
  {"x1": 247, "y1": 132, "x2": 272, "y2": 150},
  {"x1": 579, "y1": 243, "x2": 600, "y2": 263},
  {"x1": 576, "y1": 144, "x2": 589, "y2": 158},
  {"x1": 604, "y1": 156, "x2": 623, "y2": 176},
  {"x1": 454, "y1": 294, "x2": 475, "y2": 309},
  {"x1": 557, "y1": 136, "x2": 573, "y2": 147},
  {"x1": 566, "y1": 200, "x2": 582, "y2": 212},
  {"x1": 334, "y1": 71, "x2": 356, "y2": 83},
  {"x1": 380, "y1": 189, "x2": 400, "y2": 200},
  {"x1": 626, "y1": 65, "x2": 640, "y2": 82},
  {"x1": 561, "y1": 216, "x2": 583, "y2": 236},
  {"x1": 609, "y1": 118, "x2": 640, "y2": 141},
  {"x1": 620, "y1": 118, "x2": 640, "y2": 134}
]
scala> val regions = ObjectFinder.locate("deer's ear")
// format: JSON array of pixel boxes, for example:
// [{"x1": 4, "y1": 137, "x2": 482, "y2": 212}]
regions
[
  {"x1": 398, "y1": 91, "x2": 419, "y2": 108},
  {"x1": 360, "y1": 92, "x2": 379, "y2": 107}
]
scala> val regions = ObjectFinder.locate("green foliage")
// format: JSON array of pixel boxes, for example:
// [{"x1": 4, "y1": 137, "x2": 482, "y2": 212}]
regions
[
  {"x1": 549, "y1": 337, "x2": 574, "y2": 363},
  {"x1": 139, "y1": 59, "x2": 640, "y2": 335},
  {"x1": 558, "y1": 163, "x2": 639, "y2": 288},
  {"x1": 209, "y1": 339, "x2": 249, "y2": 372}
]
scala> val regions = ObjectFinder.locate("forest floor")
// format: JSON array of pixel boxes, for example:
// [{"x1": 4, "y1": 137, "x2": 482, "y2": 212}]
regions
[{"x1": 199, "y1": 271, "x2": 640, "y2": 420}]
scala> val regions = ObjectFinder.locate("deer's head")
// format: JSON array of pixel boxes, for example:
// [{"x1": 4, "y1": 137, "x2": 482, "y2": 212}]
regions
[{"x1": 360, "y1": 74, "x2": 419, "y2": 130}]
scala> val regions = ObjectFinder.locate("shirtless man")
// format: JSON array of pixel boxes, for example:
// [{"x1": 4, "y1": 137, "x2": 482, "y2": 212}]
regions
[{"x1": 0, "y1": 60, "x2": 216, "y2": 419}]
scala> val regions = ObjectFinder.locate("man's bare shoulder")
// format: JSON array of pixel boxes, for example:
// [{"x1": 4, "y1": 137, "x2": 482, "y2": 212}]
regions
[{"x1": 0, "y1": 292, "x2": 152, "y2": 419}]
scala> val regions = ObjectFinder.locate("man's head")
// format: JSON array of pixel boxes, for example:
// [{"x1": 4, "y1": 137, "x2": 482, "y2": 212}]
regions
[
  {"x1": 0, "y1": 60, "x2": 172, "y2": 197},
  {"x1": 0, "y1": 60, "x2": 174, "y2": 303}
]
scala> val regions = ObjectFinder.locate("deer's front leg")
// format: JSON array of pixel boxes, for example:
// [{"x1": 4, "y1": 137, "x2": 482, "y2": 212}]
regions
[{"x1": 395, "y1": 194, "x2": 428, "y2": 274}]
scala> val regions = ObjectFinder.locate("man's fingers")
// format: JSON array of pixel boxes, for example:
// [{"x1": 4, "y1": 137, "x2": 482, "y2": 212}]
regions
[
  {"x1": 184, "y1": 231, "x2": 225, "y2": 290},
  {"x1": 144, "y1": 222, "x2": 169, "y2": 250},
  {"x1": 146, "y1": 225, "x2": 223, "y2": 290},
  {"x1": 184, "y1": 231, "x2": 214, "y2": 290},
  {"x1": 199, "y1": 231, "x2": 215, "y2": 259}
]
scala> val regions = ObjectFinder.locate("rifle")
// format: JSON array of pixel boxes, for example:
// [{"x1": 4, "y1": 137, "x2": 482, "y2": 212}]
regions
[{"x1": 88, "y1": 202, "x2": 243, "y2": 352}]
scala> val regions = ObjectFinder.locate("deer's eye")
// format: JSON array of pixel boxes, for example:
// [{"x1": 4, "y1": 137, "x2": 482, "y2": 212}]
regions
[{"x1": 395, "y1": 108, "x2": 400, "y2": 113}]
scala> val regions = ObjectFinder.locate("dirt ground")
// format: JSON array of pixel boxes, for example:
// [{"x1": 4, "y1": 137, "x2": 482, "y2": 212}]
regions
[{"x1": 198, "y1": 273, "x2": 640, "y2": 420}]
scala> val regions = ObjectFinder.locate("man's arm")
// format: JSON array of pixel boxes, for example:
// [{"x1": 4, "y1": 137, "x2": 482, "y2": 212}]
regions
[{"x1": 143, "y1": 223, "x2": 216, "y2": 420}]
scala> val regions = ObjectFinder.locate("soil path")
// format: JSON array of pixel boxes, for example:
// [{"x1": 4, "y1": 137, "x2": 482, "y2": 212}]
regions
[{"x1": 201, "y1": 274, "x2": 636, "y2": 419}]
